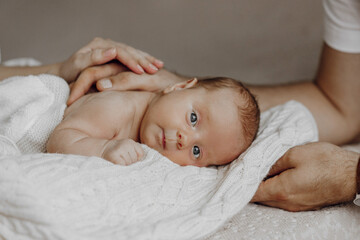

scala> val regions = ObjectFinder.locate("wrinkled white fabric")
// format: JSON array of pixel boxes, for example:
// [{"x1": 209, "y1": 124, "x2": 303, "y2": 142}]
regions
[
  {"x1": 0, "y1": 74, "x2": 69, "y2": 153},
  {"x1": 0, "y1": 74, "x2": 318, "y2": 240}
]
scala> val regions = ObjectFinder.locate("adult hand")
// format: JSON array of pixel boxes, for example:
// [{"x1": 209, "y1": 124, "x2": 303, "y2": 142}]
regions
[
  {"x1": 251, "y1": 142, "x2": 360, "y2": 212},
  {"x1": 57, "y1": 37, "x2": 164, "y2": 84},
  {"x1": 67, "y1": 63, "x2": 186, "y2": 105}
]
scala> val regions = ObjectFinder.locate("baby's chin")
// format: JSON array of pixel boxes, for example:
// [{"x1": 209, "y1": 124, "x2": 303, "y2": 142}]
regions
[{"x1": 141, "y1": 138, "x2": 163, "y2": 154}]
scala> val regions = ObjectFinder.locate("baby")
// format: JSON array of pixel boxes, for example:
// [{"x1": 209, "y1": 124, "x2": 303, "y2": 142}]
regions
[{"x1": 47, "y1": 77, "x2": 260, "y2": 167}]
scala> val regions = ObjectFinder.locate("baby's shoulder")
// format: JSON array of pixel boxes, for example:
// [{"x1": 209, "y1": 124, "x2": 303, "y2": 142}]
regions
[
  {"x1": 96, "y1": 91, "x2": 145, "y2": 105},
  {"x1": 65, "y1": 91, "x2": 150, "y2": 117},
  {"x1": 64, "y1": 91, "x2": 132, "y2": 117},
  {"x1": 79, "y1": 91, "x2": 135, "y2": 105}
]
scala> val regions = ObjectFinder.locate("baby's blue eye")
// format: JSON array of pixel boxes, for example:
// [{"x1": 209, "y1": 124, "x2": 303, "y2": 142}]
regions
[
  {"x1": 190, "y1": 112, "x2": 197, "y2": 126},
  {"x1": 192, "y1": 146, "x2": 200, "y2": 159}
]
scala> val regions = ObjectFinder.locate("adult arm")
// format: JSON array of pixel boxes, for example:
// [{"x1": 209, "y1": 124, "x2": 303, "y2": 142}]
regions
[
  {"x1": 0, "y1": 37, "x2": 163, "y2": 90},
  {"x1": 0, "y1": 47, "x2": 118, "y2": 82},
  {"x1": 250, "y1": 43, "x2": 360, "y2": 211},
  {"x1": 0, "y1": 64, "x2": 60, "y2": 81},
  {"x1": 249, "y1": 43, "x2": 360, "y2": 145}
]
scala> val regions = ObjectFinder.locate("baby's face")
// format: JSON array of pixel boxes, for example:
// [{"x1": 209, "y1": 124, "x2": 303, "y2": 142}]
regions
[{"x1": 140, "y1": 87, "x2": 247, "y2": 167}]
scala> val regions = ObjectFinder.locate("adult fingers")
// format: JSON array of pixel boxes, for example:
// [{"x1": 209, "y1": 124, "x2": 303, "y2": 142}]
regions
[
  {"x1": 267, "y1": 150, "x2": 295, "y2": 177},
  {"x1": 68, "y1": 82, "x2": 74, "y2": 92},
  {"x1": 67, "y1": 63, "x2": 126, "y2": 105},
  {"x1": 77, "y1": 37, "x2": 113, "y2": 53},
  {"x1": 96, "y1": 72, "x2": 158, "y2": 92},
  {"x1": 115, "y1": 47, "x2": 145, "y2": 74},
  {"x1": 251, "y1": 168, "x2": 296, "y2": 203},
  {"x1": 138, "y1": 50, "x2": 164, "y2": 72},
  {"x1": 137, "y1": 58, "x2": 159, "y2": 74},
  {"x1": 115, "y1": 47, "x2": 162, "y2": 75},
  {"x1": 145, "y1": 54, "x2": 164, "y2": 69},
  {"x1": 254, "y1": 193, "x2": 322, "y2": 212},
  {"x1": 254, "y1": 200, "x2": 307, "y2": 212},
  {"x1": 78, "y1": 37, "x2": 164, "y2": 74},
  {"x1": 76, "y1": 48, "x2": 117, "y2": 71}
]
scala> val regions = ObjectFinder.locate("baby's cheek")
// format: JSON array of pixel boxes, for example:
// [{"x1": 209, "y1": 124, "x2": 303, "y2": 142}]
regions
[
  {"x1": 162, "y1": 151, "x2": 190, "y2": 166},
  {"x1": 140, "y1": 131, "x2": 154, "y2": 148}
]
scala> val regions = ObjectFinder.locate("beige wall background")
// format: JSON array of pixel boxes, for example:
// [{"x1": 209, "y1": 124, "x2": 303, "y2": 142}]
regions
[{"x1": 0, "y1": 0, "x2": 323, "y2": 85}]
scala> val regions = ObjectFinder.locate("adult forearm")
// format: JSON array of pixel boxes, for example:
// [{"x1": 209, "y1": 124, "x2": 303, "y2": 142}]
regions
[
  {"x1": 0, "y1": 64, "x2": 60, "y2": 81},
  {"x1": 249, "y1": 44, "x2": 360, "y2": 145},
  {"x1": 249, "y1": 82, "x2": 352, "y2": 144}
]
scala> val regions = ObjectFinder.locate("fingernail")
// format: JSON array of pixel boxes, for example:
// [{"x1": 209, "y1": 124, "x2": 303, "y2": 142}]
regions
[
  {"x1": 136, "y1": 64, "x2": 145, "y2": 73},
  {"x1": 100, "y1": 79, "x2": 112, "y2": 89},
  {"x1": 104, "y1": 48, "x2": 116, "y2": 57},
  {"x1": 149, "y1": 63, "x2": 158, "y2": 71},
  {"x1": 155, "y1": 59, "x2": 164, "y2": 66}
]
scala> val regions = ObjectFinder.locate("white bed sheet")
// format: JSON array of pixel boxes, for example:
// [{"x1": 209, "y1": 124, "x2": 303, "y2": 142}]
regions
[{"x1": 206, "y1": 143, "x2": 360, "y2": 240}]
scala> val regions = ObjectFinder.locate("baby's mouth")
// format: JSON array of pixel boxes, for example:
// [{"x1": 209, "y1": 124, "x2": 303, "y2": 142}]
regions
[{"x1": 162, "y1": 130, "x2": 166, "y2": 149}]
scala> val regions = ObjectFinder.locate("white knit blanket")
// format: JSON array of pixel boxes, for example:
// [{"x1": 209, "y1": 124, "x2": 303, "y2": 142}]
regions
[
  {"x1": 0, "y1": 75, "x2": 318, "y2": 240},
  {"x1": 0, "y1": 74, "x2": 68, "y2": 154}
]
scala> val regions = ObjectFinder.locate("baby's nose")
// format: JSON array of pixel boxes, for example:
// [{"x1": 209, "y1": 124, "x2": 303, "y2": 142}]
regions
[{"x1": 176, "y1": 131, "x2": 190, "y2": 149}]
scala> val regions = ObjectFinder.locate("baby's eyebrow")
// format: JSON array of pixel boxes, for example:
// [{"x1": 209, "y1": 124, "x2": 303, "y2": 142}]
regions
[
  {"x1": 195, "y1": 106, "x2": 208, "y2": 127},
  {"x1": 197, "y1": 109, "x2": 208, "y2": 162},
  {"x1": 198, "y1": 144, "x2": 206, "y2": 162},
  {"x1": 203, "y1": 108, "x2": 210, "y2": 123},
  {"x1": 201, "y1": 104, "x2": 213, "y2": 126}
]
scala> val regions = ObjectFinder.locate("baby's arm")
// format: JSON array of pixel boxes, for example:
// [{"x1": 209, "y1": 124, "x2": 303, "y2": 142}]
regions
[
  {"x1": 47, "y1": 128, "x2": 143, "y2": 165},
  {"x1": 102, "y1": 138, "x2": 144, "y2": 165},
  {"x1": 46, "y1": 95, "x2": 144, "y2": 165}
]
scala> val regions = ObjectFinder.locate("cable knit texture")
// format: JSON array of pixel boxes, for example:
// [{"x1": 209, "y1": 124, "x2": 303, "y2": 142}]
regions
[
  {"x1": 0, "y1": 74, "x2": 69, "y2": 153},
  {"x1": 0, "y1": 75, "x2": 319, "y2": 240}
]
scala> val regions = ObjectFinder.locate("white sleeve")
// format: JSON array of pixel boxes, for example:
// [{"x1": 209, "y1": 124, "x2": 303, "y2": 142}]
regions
[{"x1": 323, "y1": 0, "x2": 360, "y2": 53}]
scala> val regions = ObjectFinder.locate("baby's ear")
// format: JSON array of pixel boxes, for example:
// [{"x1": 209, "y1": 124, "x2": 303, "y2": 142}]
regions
[{"x1": 163, "y1": 78, "x2": 198, "y2": 94}]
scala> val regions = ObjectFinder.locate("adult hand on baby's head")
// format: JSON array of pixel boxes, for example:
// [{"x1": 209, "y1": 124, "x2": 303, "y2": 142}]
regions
[
  {"x1": 102, "y1": 139, "x2": 144, "y2": 166},
  {"x1": 60, "y1": 37, "x2": 163, "y2": 81},
  {"x1": 57, "y1": 37, "x2": 163, "y2": 103},
  {"x1": 81, "y1": 37, "x2": 164, "y2": 74},
  {"x1": 67, "y1": 63, "x2": 186, "y2": 105},
  {"x1": 67, "y1": 62, "x2": 128, "y2": 105},
  {"x1": 251, "y1": 142, "x2": 359, "y2": 212}
]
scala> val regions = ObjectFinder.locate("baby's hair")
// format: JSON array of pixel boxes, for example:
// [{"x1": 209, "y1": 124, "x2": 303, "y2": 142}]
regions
[{"x1": 192, "y1": 77, "x2": 260, "y2": 148}]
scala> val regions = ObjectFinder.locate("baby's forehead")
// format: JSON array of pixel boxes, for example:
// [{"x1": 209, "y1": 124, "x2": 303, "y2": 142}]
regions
[
  {"x1": 200, "y1": 87, "x2": 244, "y2": 109},
  {"x1": 205, "y1": 129, "x2": 244, "y2": 166},
  {"x1": 196, "y1": 86, "x2": 242, "y2": 98}
]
